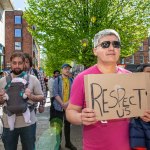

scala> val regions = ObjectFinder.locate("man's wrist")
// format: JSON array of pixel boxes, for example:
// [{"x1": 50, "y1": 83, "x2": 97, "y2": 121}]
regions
[
  {"x1": 28, "y1": 93, "x2": 33, "y2": 100},
  {"x1": 0, "y1": 96, "x2": 5, "y2": 104},
  {"x1": 79, "y1": 113, "x2": 83, "y2": 125},
  {"x1": 61, "y1": 102, "x2": 64, "y2": 107},
  {"x1": 29, "y1": 94, "x2": 37, "y2": 101}
]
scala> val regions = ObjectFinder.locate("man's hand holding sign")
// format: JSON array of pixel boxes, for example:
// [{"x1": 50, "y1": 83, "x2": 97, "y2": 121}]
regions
[{"x1": 84, "y1": 73, "x2": 150, "y2": 121}]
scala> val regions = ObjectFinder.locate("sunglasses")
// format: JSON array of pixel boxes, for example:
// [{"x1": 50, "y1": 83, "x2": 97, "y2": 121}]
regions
[{"x1": 96, "y1": 41, "x2": 121, "y2": 48}]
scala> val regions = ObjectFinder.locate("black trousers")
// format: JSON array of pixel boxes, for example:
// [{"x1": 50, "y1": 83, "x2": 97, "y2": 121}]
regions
[
  {"x1": 50, "y1": 97, "x2": 55, "y2": 120},
  {"x1": 50, "y1": 108, "x2": 71, "y2": 145}
]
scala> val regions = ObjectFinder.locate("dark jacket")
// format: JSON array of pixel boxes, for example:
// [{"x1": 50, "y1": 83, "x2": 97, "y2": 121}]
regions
[{"x1": 130, "y1": 118, "x2": 150, "y2": 149}]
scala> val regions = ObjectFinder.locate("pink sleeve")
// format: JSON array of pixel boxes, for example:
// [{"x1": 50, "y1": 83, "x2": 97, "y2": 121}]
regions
[{"x1": 69, "y1": 75, "x2": 85, "y2": 107}]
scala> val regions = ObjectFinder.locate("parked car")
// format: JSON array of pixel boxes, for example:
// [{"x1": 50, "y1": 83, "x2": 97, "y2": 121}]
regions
[{"x1": 125, "y1": 64, "x2": 140, "y2": 72}]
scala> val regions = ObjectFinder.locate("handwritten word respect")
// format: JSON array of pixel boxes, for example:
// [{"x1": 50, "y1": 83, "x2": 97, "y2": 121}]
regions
[{"x1": 90, "y1": 83, "x2": 147, "y2": 118}]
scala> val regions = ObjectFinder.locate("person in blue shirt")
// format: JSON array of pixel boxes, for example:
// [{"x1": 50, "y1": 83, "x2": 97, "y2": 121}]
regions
[{"x1": 51, "y1": 63, "x2": 77, "y2": 150}]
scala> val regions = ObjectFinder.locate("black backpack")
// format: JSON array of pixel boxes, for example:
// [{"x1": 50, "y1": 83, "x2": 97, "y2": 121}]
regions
[{"x1": 4, "y1": 74, "x2": 30, "y2": 116}]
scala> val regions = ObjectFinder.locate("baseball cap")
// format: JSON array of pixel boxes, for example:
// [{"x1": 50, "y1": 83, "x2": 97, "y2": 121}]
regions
[{"x1": 61, "y1": 63, "x2": 72, "y2": 69}]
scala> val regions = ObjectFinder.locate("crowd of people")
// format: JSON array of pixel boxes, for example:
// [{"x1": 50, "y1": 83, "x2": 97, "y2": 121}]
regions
[{"x1": 0, "y1": 29, "x2": 150, "y2": 150}]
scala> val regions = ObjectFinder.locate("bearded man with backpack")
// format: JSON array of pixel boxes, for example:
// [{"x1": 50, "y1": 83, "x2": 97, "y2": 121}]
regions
[{"x1": 0, "y1": 52, "x2": 44, "y2": 150}]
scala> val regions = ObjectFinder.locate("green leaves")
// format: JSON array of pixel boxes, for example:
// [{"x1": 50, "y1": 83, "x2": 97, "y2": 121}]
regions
[{"x1": 24, "y1": 0, "x2": 150, "y2": 75}]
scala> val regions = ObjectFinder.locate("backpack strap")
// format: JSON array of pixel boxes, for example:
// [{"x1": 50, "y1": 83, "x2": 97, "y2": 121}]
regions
[
  {"x1": 5, "y1": 73, "x2": 30, "y2": 92},
  {"x1": 32, "y1": 68, "x2": 38, "y2": 79},
  {"x1": 57, "y1": 75, "x2": 60, "y2": 85},
  {"x1": 5, "y1": 75, "x2": 12, "y2": 91},
  {"x1": 23, "y1": 74, "x2": 30, "y2": 87},
  {"x1": 23, "y1": 74, "x2": 36, "y2": 111}
]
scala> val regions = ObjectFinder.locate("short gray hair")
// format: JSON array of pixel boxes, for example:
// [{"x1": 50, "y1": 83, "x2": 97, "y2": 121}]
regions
[{"x1": 93, "y1": 29, "x2": 120, "y2": 48}]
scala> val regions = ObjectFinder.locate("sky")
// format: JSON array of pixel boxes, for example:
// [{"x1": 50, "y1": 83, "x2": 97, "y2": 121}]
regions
[{"x1": 12, "y1": 0, "x2": 26, "y2": 11}]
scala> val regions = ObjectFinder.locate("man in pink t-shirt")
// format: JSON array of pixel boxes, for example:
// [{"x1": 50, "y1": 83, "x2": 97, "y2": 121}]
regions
[{"x1": 66, "y1": 29, "x2": 150, "y2": 150}]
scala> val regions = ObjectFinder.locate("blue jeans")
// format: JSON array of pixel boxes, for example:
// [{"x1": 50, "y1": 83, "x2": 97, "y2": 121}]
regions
[{"x1": 2, "y1": 123, "x2": 36, "y2": 150}]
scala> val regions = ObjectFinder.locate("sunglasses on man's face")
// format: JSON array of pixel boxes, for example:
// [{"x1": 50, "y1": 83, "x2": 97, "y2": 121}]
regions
[{"x1": 96, "y1": 41, "x2": 121, "y2": 49}]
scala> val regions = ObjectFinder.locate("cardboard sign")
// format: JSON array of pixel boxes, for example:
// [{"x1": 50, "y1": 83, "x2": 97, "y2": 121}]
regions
[{"x1": 84, "y1": 73, "x2": 150, "y2": 120}]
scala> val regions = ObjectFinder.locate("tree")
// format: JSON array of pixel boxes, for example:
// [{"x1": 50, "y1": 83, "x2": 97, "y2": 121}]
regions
[{"x1": 24, "y1": 0, "x2": 150, "y2": 73}]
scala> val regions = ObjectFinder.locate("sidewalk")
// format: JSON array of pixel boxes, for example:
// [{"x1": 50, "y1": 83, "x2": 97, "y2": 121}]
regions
[
  {"x1": 36, "y1": 102, "x2": 82, "y2": 150},
  {"x1": 0, "y1": 98, "x2": 82, "y2": 150}
]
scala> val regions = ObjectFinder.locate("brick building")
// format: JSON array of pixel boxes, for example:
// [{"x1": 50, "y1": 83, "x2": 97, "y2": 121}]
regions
[
  {"x1": 0, "y1": 0, "x2": 14, "y2": 72},
  {"x1": 120, "y1": 37, "x2": 150, "y2": 65},
  {"x1": 4, "y1": 10, "x2": 40, "y2": 70},
  {"x1": 118, "y1": 37, "x2": 150, "y2": 72}
]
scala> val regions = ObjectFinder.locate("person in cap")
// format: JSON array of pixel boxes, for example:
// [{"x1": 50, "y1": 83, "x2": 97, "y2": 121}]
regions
[
  {"x1": 66, "y1": 29, "x2": 150, "y2": 150},
  {"x1": 50, "y1": 64, "x2": 77, "y2": 150}
]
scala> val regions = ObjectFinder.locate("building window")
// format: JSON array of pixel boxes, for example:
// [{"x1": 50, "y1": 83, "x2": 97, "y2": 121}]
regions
[
  {"x1": 139, "y1": 43, "x2": 144, "y2": 51},
  {"x1": 15, "y1": 16, "x2": 22, "y2": 24},
  {"x1": 32, "y1": 25, "x2": 36, "y2": 30},
  {"x1": 0, "y1": 44, "x2": 3, "y2": 54},
  {"x1": 0, "y1": 11, "x2": 2, "y2": 21},
  {"x1": 120, "y1": 58, "x2": 125, "y2": 64},
  {"x1": 129, "y1": 55, "x2": 134, "y2": 64},
  {"x1": 15, "y1": 42, "x2": 21, "y2": 50},
  {"x1": 15, "y1": 29, "x2": 22, "y2": 37},
  {"x1": 140, "y1": 55, "x2": 144, "y2": 63}
]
